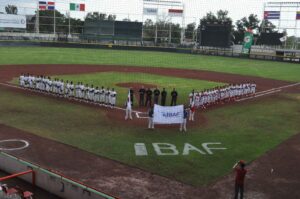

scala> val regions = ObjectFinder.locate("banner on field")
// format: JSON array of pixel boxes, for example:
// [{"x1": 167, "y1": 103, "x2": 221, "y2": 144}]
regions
[
  {"x1": 153, "y1": 104, "x2": 184, "y2": 124},
  {"x1": 241, "y1": 30, "x2": 253, "y2": 54},
  {"x1": 0, "y1": 14, "x2": 26, "y2": 29},
  {"x1": 143, "y1": 8, "x2": 158, "y2": 15}
]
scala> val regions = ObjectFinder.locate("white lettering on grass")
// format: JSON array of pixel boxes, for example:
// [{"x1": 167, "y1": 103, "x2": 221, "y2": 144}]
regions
[
  {"x1": 152, "y1": 143, "x2": 179, "y2": 156},
  {"x1": 202, "y1": 142, "x2": 227, "y2": 155},
  {"x1": 182, "y1": 143, "x2": 206, "y2": 155},
  {"x1": 134, "y1": 142, "x2": 227, "y2": 156}
]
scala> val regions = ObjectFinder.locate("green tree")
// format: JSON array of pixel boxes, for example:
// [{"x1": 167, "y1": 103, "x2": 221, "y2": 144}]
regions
[
  {"x1": 85, "y1": 12, "x2": 116, "y2": 22},
  {"x1": 185, "y1": 22, "x2": 196, "y2": 40},
  {"x1": 5, "y1": 5, "x2": 18, "y2": 15},
  {"x1": 233, "y1": 14, "x2": 260, "y2": 44},
  {"x1": 200, "y1": 10, "x2": 232, "y2": 25}
]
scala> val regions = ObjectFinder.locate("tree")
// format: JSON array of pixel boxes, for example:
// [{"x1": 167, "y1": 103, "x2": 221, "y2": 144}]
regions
[
  {"x1": 233, "y1": 14, "x2": 260, "y2": 44},
  {"x1": 185, "y1": 22, "x2": 196, "y2": 40},
  {"x1": 5, "y1": 5, "x2": 18, "y2": 15},
  {"x1": 143, "y1": 18, "x2": 182, "y2": 44},
  {"x1": 85, "y1": 12, "x2": 116, "y2": 22},
  {"x1": 200, "y1": 10, "x2": 232, "y2": 25},
  {"x1": 259, "y1": 19, "x2": 277, "y2": 33},
  {"x1": 28, "y1": 10, "x2": 84, "y2": 34}
]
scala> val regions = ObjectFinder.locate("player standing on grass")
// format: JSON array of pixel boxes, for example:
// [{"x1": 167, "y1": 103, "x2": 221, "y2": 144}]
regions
[
  {"x1": 180, "y1": 108, "x2": 188, "y2": 132},
  {"x1": 233, "y1": 160, "x2": 247, "y2": 199}
]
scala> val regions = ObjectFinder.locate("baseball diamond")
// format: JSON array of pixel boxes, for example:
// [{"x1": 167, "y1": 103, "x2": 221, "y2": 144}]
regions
[{"x1": 0, "y1": 45, "x2": 299, "y2": 199}]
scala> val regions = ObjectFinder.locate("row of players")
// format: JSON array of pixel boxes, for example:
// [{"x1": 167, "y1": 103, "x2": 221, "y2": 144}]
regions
[
  {"x1": 19, "y1": 74, "x2": 117, "y2": 107},
  {"x1": 188, "y1": 83, "x2": 256, "y2": 108}
]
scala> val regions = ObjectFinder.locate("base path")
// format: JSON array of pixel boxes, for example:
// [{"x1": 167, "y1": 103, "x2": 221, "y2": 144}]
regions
[
  {"x1": 0, "y1": 124, "x2": 300, "y2": 199},
  {"x1": 0, "y1": 64, "x2": 293, "y2": 91}
]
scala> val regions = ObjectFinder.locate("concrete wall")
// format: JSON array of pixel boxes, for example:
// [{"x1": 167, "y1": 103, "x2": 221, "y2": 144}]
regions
[{"x1": 0, "y1": 152, "x2": 116, "y2": 199}]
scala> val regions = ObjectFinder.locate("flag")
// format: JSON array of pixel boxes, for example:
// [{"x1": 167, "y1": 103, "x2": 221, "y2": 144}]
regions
[
  {"x1": 296, "y1": 11, "x2": 300, "y2": 20},
  {"x1": 279, "y1": 36, "x2": 287, "y2": 42},
  {"x1": 70, "y1": 3, "x2": 85, "y2": 11},
  {"x1": 168, "y1": 9, "x2": 183, "y2": 17},
  {"x1": 264, "y1": 11, "x2": 280, "y2": 20},
  {"x1": 39, "y1": 1, "x2": 55, "y2": 11},
  {"x1": 242, "y1": 30, "x2": 253, "y2": 54}
]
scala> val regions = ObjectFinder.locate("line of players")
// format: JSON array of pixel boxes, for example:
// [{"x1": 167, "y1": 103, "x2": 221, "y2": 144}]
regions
[
  {"x1": 189, "y1": 83, "x2": 256, "y2": 109},
  {"x1": 19, "y1": 74, "x2": 117, "y2": 107}
]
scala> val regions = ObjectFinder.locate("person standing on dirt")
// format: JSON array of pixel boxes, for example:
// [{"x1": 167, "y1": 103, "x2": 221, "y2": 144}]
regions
[
  {"x1": 161, "y1": 88, "x2": 167, "y2": 106},
  {"x1": 170, "y1": 88, "x2": 178, "y2": 106},
  {"x1": 130, "y1": 88, "x2": 134, "y2": 106},
  {"x1": 145, "y1": 88, "x2": 153, "y2": 107},
  {"x1": 139, "y1": 86, "x2": 146, "y2": 107},
  {"x1": 233, "y1": 160, "x2": 247, "y2": 199},
  {"x1": 148, "y1": 106, "x2": 154, "y2": 129},
  {"x1": 153, "y1": 87, "x2": 160, "y2": 104}
]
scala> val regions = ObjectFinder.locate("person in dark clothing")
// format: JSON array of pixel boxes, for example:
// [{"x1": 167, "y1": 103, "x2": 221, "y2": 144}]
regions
[
  {"x1": 130, "y1": 88, "x2": 134, "y2": 106},
  {"x1": 161, "y1": 88, "x2": 167, "y2": 106},
  {"x1": 139, "y1": 86, "x2": 146, "y2": 107},
  {"x1": 233, "y1": 160, "x2": 247, "y2": 199},
  {"x1": 153, "y1": 87, "x2": 160, "y2": 104},
  {"x1": 170, "y1": 88, "x2": 178, "y2": 106},
  {"x1": 145, "y1": 88, "x2": 153, "y2": 107},
  {"x1": 148, "y1": 106, "x2": 154, "y2": 129}
]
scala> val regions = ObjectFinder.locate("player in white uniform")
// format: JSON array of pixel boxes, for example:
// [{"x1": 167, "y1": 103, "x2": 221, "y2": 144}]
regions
[
  {"x1": 19, "y1": 74, "x2": 25, "y2": 87},
  {"x1": 100, "y1": 86, "x2": 105, "y2": 105},
  {"x1": 105, "y1": 87, "x2": 110, "y2": 106},
  {"x1": 109, "y1": 88, "x2": 117, "y2": 108}
]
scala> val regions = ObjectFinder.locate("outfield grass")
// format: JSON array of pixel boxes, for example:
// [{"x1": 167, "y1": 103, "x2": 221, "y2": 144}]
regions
[
  {"x1": 1, "y1": 47, "x2": 300, "y2": 82},
  {"x1": 0, "y1": 86, "x2": 299, "y2": 186}
]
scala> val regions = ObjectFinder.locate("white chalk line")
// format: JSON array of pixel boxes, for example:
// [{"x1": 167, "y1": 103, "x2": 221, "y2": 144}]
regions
[
  {"x1": 0, "y1": 82, "x2": 143, "y2": 114},
  {"x1": 0, "y1": 139, "x2": 30, "y2": 151},
  {"x1": 236, "y1": 82, "x2": 300, "y2": 102}
]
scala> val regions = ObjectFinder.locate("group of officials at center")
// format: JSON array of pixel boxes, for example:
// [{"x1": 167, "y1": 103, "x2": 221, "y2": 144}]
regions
[{"x1": 137, "y1": 86, "x2": 178, "y2": 107}]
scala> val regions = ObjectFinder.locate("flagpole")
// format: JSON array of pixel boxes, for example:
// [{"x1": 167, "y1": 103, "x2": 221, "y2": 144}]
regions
[
  {"x1": 36, "y1": 0, "x2": 39, "y2": 34},
  {"x1": 68, "y1": 11, "x2": 71, "y2": 38},
  {"x1": 53, "y1": 0, "x2": 56, "y2": 36}
]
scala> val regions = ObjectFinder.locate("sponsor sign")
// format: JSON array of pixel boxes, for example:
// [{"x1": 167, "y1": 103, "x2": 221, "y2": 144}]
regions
[
  {"x1": 0, "y1": 14, "x2": 26, "y2": 29},
  {"x1": 153, "y1": 104, "x2": 183, "y2": 124}
]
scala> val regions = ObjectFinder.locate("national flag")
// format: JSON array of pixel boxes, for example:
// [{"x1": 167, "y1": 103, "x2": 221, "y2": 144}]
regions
[
  {"x1": 296, "y1": 11, "x2": 300, "y2": 20},
  {"x1": 39, "y1": 1, "x2": 55, "y2": 11},
  {"x1": 168, "y1": 9, "x2": 183, "y2": 17},
  {"x1": 264, "y1": 11, "x2": 280, "y2": 20},
  {"x1": 70, "y1": 3, "x2": 85, "y2": 11}
]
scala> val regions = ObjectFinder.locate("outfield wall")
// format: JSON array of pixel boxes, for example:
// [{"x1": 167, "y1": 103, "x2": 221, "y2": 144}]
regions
[{"x1": 0, "y1": 152, "x2": 117, "y2": 199}]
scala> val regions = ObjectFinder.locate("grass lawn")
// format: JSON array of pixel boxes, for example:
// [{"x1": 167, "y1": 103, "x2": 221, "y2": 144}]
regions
[
  {"x1": 0, "y1": 47, "x2": 300, "y2": 82},
  {"x1": 0, "y1": 86, "x2": 299, "y2": 186}
]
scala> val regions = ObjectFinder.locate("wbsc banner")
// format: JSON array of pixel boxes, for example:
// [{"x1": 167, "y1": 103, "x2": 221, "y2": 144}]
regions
[
  {"x1": 143, "y1": 8, "x2": 158, "y2": 15},
  {"x1": 153, "y1": 104, "x2": 184, "y2": 124},
  {"x1": 0, "y1": 14, "x2": 26, "y2": 29}
]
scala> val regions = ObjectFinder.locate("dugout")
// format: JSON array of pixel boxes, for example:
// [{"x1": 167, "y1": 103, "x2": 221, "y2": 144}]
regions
[{"x1": 275, "y1": 49, "x2": 300, "y2": 62}]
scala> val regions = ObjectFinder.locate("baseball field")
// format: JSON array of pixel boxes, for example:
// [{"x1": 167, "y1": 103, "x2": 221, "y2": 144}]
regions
[{"x1": 0, "y1": 46, "x2": 299, "y2": 198}]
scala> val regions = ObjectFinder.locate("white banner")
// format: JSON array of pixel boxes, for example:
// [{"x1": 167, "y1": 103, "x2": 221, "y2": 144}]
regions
[
  {"x1": 0, "y1": 14, "x2": 26, "y2": 29},
  {"x1": 153, "y1": 104, "x2": 184, "y2": 124},
  {"x1": 143, "y1": 8, "x2": 158, "y2": 15}
]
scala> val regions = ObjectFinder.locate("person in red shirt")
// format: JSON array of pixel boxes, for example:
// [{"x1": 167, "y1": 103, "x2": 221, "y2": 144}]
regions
[{"x1": 233, "y1": 160, "x2": 247, "y2": 199}]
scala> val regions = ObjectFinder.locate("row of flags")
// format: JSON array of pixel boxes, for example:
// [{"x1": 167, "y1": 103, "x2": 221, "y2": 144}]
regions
[
  {"x1": 264, "y1": 11, "x2": 300, "y2": 20},
  {"x1": 143, "y1": 8, "x2": 183, "y2": 16},
  {"x1": 38, "y1": 1, "x2": 85, "y2": 12}
]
